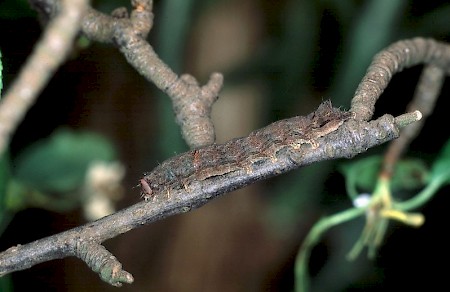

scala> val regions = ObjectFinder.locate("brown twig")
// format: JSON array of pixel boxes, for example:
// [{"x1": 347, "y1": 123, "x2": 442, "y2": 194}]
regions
[
  {"x1": 0, "y1": 0, "x2": 88, "y2": 156},
  {"x1": 81, "y1": 0, "x2": 223, "y2": 148},
  {"x1": 381, "y1": 65, "x2": 445, "y2": 177},
  {"x1": 350, "y1": 38, "x2": 450, "y2": 122},
  {"x1": 29, "y1": 0, "x2": 223, "y2": 149}
]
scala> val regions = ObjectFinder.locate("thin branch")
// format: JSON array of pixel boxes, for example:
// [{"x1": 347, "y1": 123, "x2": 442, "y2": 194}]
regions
[
  {"x1": 381, "y1": 65, "x2": 445, "y2": 177},
  {"x1": 350, "y1": 38, "x2": 450, "y2": 121},
  {"x1": 28, "y1": 0, "x2": 223, "y2": 149},
  {"x1": 74, "y1": 239, "x2": 133, "y2": 287},
  {"x1": 81, "y1": 0, "x2": 223, "y2": 148},
  {"x1": 0, "y1": 0, "x2": 88, "y2": 156}
]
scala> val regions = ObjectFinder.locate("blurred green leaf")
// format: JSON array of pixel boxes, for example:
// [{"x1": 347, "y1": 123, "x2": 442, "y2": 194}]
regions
[
  {"x1": 0, "y1": 0, "x2": 35, "y2": 19},
  {"x1": 0, "y1": 275, "x2": 13, "y2": 292},
  {"x1": 340, "y1": 156, "x2": 428, "y2": 198},
  {"x1": 391, "y1": 159, "x2": 428, "y2": 190},
  {"x1": 14, "y1": 129, "x2": 116, "y2": 193},
  {"x1": 0, "y1": 151, "x2": 11, "y2": 234},
  {"x1": 4, "y1": 178, "x2": 28, "y2": 211},
  {"x1": 0, "y1": 152, "x2": 9, "y2": 208},
  {"x1": 331, "y1": 0, "x2": 406, "y2": 106},
  {"x1": 156, "y1": 0, "x2": 196, "y2": 156},
  {"x1": 0, "y1": 49, "x2": 3, "y2": 96},
  {"x1": 429, "y1": 138, "x2": 450, "y2": 183}
]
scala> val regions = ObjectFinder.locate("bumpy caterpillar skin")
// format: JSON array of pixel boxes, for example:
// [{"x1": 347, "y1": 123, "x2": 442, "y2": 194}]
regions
[{"x1": 140, "y1": 101, "x2": 351, "y2": 200}]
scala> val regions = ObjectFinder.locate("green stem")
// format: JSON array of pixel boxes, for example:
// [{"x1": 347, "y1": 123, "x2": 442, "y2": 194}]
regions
[
  {"x1": 394, "y1": 175, "x2": 448, "y2": 211},
  {"x1": 345, "y1": 168, "x2": 359, "y2": 201},
  {"x1": 295, "y1": 207, "x2": 365, "y2": 292}
]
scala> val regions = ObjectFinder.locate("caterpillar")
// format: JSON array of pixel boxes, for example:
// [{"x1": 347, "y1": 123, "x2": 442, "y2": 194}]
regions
[{"x1": 140, "y1": 101, "x2": 352, "y2": 201}]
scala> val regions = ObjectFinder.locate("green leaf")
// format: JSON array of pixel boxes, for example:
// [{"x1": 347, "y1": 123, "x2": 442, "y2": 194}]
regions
[
  {"x1": 0, "y1": 0, "x2": 35, "y2": 19},
  {"x1": 0, "y1": 151, "x2": 12, "y2": 234},
  {"x1": 0, "y1": 152, "x2": 9, "y2": 209},
  {"x1": 14, "y1": 129, "x2": 116, "y2": 193},
  {"x1": 340, "y1": 156, "x2": 428, "y2": 197},
  {"x1": 0, "y1": 275, "x2": 13, "y2": 292},
  {"x1": 4, "y1": 178, "x2": 28, "y2": 211},
  {"x1": 0, "y1": 49, "x2": 3, "y2": 97},
  {"x1": 429, "y1": 138, "x2": 450, "y2": 183},
  {"x1": 390, "y1": 159, "x2": 429, "y2": 190}
]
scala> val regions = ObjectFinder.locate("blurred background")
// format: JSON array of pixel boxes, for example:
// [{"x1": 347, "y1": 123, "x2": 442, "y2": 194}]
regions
[{"x1": 0, "y1": 0, "x2": 449, "y2": 291}]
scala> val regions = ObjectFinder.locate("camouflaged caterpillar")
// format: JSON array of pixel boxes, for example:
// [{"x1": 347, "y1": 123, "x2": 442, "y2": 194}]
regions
[{"x1": 140, "y1": 101, "x2": 352, "y2": 201}]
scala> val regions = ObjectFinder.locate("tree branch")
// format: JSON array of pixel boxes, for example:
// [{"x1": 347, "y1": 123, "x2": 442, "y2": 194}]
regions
[
  {"x1": 80, "y1": 0, "x2": 223, "y2": 148},
  {"x1": 381, "y1": 64, "x2": 445, "y2": 177},
  {"x1": 0, "y1": 0, "x2": 88, "y2": 155},
  {"x1": 0, "y1": 108, "x2": 419, "y2": 285},
  {"x1": 350, "y1": 38, "x2": 450, "y2": 121}
]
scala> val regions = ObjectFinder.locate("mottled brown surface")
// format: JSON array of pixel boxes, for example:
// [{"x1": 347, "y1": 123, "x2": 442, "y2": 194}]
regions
[{"x1": 142, "y1": 101, "x2": 352, "y2": 199}]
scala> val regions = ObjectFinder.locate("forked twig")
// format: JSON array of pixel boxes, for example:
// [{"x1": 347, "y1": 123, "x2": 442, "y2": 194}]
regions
[{"x1": 80, "y1": 0, "x2": 223, "y2": 148}]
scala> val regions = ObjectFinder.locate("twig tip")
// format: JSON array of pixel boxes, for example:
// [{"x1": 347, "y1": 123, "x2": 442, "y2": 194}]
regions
[{"x1": 394, "y1": 110, "x2": 423, "y2": 128}]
